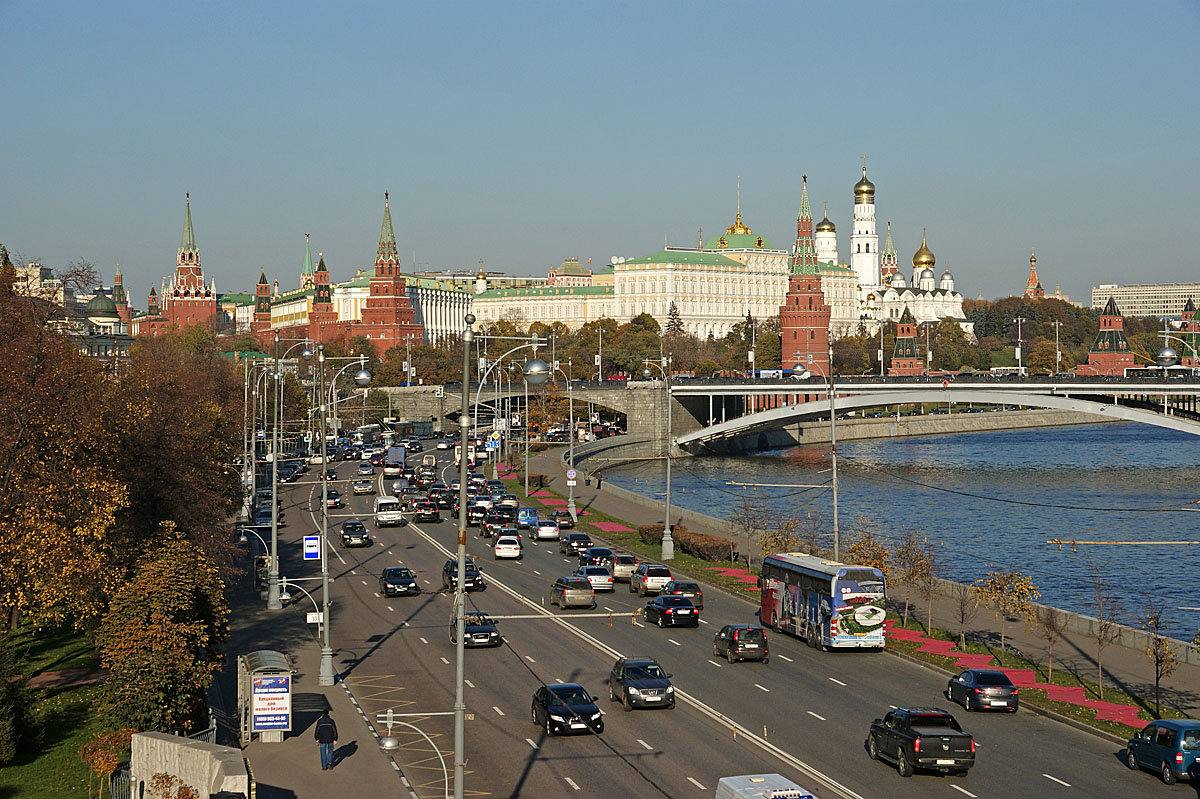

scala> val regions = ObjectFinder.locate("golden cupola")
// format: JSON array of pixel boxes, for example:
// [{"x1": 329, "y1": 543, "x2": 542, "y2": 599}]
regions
[
  {"x1": 853, "y1": 167, "x2": 876, "y2": 202},
  {"x1": 912, "y1": 232, "x2": 936, "y2": 268}
]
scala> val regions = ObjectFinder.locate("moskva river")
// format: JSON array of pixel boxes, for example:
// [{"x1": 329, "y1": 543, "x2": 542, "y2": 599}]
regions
[{"x1": 606, "y1": 422, "x2": 1200, "y2": 637}]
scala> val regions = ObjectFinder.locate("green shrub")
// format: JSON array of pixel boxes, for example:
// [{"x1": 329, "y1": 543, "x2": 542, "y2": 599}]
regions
[
  {"x1": 0, "y1": 638, "x2": 41, "y2": 764},
  {"x1": 675, "y1": 531, "x2": 734, "y2": 561}
]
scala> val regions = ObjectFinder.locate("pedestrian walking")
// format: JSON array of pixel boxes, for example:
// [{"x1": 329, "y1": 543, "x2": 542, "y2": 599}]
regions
[{"x1": 314, "y1": 709, "x2": 338, "y2": 770}]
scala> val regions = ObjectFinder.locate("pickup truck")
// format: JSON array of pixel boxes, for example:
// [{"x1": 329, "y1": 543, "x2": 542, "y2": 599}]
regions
[{"x1": 868, "y1": 707, "x2": 975, "y2": 777}]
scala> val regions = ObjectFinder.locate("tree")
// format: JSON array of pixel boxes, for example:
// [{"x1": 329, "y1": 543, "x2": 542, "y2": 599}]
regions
[
  {"x1": 665, "y1": 302, "x2": 684, "y2": 335},
  {"x1": 0, "y1": 637, "x2": 40, "y2": 765},
  {"x1": 1086, "y1": 560, "x2": 1122, "y2": 700},
  {"x1": 96, "y1": 526, "x2": 229, "y2": 734},
  {"x1": 1034, "y1": 604, "x2": 1066, "y2": 682},
  {"x1": 79, "y1": 729, "x2": 134, "y2": 799},
  {"x1": 843, "y1": 516, "x2": 891, "y2": 581},
  {"x1": 892, "y1": 531, "x2": 928, "y2": 627},
  {"x1": 972, "y1": 569, "x2": 1040, "y2": 656},
  {"x1": 1137, "y1": 599, "x2": 1178, "y2": 718},
  {"x1": 730, "y1": 493, "x2": 763, "y2": 567},
  {"x1": 949, "y1": 582, "x2": 979, "y2": 649},
  {"x1": 914, "y1": 538, "x2": 941, "y2": 632},
  {"x1": 760, "y1": 511, "x2": 826, "y2": 558}
]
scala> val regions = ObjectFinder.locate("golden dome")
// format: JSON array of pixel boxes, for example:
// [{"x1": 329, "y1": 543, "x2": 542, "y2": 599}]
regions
[
  {"x1": 816, "y1": 214, "x2": 836, "y2": 233},
  {"x1": 912, "y1": 231, "x2": 935, "y2": 268},
  {"x1": 725, "y1": 211, "x2": 752, "y2": 236},
  {"x1": 854, "y1": 167, "x2": 875, "y2": 201}
]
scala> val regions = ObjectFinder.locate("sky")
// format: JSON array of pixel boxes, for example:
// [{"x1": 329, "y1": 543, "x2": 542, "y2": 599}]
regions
[{"x1": 2, "y1": 1, "x2": 1198, "y2": 307}]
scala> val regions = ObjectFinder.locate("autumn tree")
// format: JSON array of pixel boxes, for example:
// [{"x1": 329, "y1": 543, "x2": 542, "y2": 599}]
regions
[
  {"x1": 843, "y1": 516, "x2": 891, "y2": 581},
  {"x1": 79, "y1": 729, "x2": 134, "y2": 799},
  {"x1": 892, "y1": 530, "x2": 928, "y2": 627},
  {"x1": 1138, "y1": 599, "x2": 1178, "y2": 718},
  {"x1": 0, "y1": 637, "x2": 40, "y2": 764},
  {"x1": 949, "y1": 582, "x2": 979, "y2": 649},
  {"x1": 1086, "y1": 561, "x2": 1122, "y2": 700},
  {"x1": 1034, "y1": 604, "x2": 1066, "y2": 682},
  {"x1": 972, "y1": 569, "x2": 1040, "y2": 656},
  {"x1": 96, "y1": 526, "x2": 229, "y2": 734}
]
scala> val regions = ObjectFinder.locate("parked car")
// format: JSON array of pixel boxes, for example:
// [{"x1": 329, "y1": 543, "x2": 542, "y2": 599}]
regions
[
  {"x1": 534, "y1": 519, "x2": 561, "y2": 541},
  {"x1": 630, "y1": 563, "x2": 672, "y2": 596},
  {"x1": 560, "y1": 533, "x2": 593, "y2": 555},
  {"x1": 352, "y1": 478, "x2": 375, "y2": 495},
  {"x1": 947, "y1": 669, "x2": 1019, "y2": 712},
  {"x1": 713, "y1": 624, "x2": 769, "y2": 663},
  {"x1": 441, "y1": 557, "x2": 484, "y2": 592},
  {"x1": 549, "y1": 576, "x2": 595, "y2": 609},
  {"x1": 325, "y1": 489, "x2": 343, "y2": 509},
  {"x1": 662, "y1": 579, "x2": 703, "y2": 610},
  {"x1": 450, "y1": 611, "x2": 501, "y2": 648},
  {"x1": 379, "y1": 566, "x2": 419, "y2": 597},
  {"x1": 530, "y1": 683, "x2": 603, "y2": 736},
  {"x1": 867, "y1": 707, "x2": 975, "y2": 777},
  {"x1": 607, "y1": 657, "x2": 674, "y2": 711},
  {"x1": 604, "y1": 553, "x2": 638, "y2": 583},
  {"x1": 494, "y1": 535, "x2": 522, "y2": 560},
  {"x1": 642, "y1": 595, "x2": 699, "y2": 627},
  {"x1": 517, "y1": 507, "x2": 539, "y2": 529},
  {"x1": 341, "y1": 520, "x2": 371, "y2": 547},
  {"x1": 552, "y1": 509, "x2": 576, "y2": 529},
  {"x1": 1125, "y1": 720, "x2": 1200, "y2": 785}
]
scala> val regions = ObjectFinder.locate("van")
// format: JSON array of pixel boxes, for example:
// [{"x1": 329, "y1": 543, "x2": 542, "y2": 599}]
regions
[
  {"x1": 714, "y1": 774, "x2": 813, "y2": 799},
  {"x1": 422, "y1": 454, "x2": 437, "y2": 468},
  {"x1": 374, "y1": 496, "x2": 406, "y2": 527}
]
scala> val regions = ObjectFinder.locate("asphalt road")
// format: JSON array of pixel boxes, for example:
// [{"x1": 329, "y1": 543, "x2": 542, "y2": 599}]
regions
[{"x1": 270, "y1": 447, "x2": 1196, "y2": 799}]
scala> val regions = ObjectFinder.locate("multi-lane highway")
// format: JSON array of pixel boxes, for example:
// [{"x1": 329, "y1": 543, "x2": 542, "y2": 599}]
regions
[{"x1": 270, "y1": 446, "x2": 1185, "y2": 799}]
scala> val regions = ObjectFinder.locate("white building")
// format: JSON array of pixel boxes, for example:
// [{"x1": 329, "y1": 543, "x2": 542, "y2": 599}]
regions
[
  {"x1": 1090, "y1": 283, "x2": 1200, "y2": 318},
  {"x1": 861, "y1": 233, "x2": 973, "y2": 338},
  {"x1": 333, "y1": 270, "x2": 471, "y2": 345},
  {"x1": 849, "y1": 166, "x2": 880, "y2": 295}
]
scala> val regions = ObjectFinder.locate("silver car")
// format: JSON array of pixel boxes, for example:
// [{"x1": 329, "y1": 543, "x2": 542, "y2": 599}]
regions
[
  {"x1": 550, "y1": 576, "x2": 596, "y2": 609},
  {"x1": 604, "y1": 553, "x2": 638, "y2": 582}
]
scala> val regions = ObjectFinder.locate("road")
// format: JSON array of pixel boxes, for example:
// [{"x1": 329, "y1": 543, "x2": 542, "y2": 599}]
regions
[{"x1": 270, "y1": 445, "x2": 1192, "y2": 799}]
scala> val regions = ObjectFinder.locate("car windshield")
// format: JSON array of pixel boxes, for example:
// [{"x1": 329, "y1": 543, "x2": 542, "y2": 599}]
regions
[
  {"x1": 647, "y1": 567, "x2": 670, "y2": 577},
  {"x1": 627, "y1": 663, "x2": 666, "y2": 680},
  {"x1": 383, "y1": 568, "x2": 412, "y2": 580},
  {"x1": 550, "y1": 686, "x2": 591, "y2": 706},
  {"x1": 464, "y1": 613, "x2": 492, "y2": 626},
  {"x1": 661, "y1": 596, "x2": 691, "y2": 606},
  {"x1": 910, "y1": 715, "x2": 961, "y2": 731},
  {"x1": 974, "y1": 672, "x2": 1013, "y2": 686},
  {"x1": 344, "y1": 522, "x2": 365, "y2": 532}
]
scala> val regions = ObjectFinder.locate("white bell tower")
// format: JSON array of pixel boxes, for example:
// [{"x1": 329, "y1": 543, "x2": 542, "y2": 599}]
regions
[{"x1": 849, "y1": 158, "x2": 879, "y2": 295}]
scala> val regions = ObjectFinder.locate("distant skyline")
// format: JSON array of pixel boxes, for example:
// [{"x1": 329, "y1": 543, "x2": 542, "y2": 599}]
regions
[{"x1": 2, "y1": 1, "x2": 1198, "y2": 307}]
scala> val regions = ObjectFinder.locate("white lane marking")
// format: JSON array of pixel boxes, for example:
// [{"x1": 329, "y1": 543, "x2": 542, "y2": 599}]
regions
[
  {"x1": 564, "y1": 777, "x2": 581, "y2": 791},
  {"x1": 533, "y1": 570, "x2": 541, "y2": 575},
  {"x1": 603, "y1": 606, "x2": 614, "y2": 612},
  {"x1": 754, "y1": 684, "x2": 770, "y2": 693},
  {"x1": 525, "y1": 655, "x2": 536, "y2": 663},
  {"x1": 633, "y1": 620, "x2": 643, "y2": 627},
  {"x1": 423, "y1": 579, "x2": 431, "y2": 584},
  {"x1": 950, "y1": 786, "x2": 977, "y2": 798},
  {"x1": 387, "y1": 606, "x2": 394, "y2": 612},
  {"x1": 492, "y1": 706, "x2": 505, "y2": 716},
  {"x1": 889, "y1": 704, "x2": 898, "y2": 709},
  {"x1": 526, "y1": 738, "x2": 538, "y2": 749},
  {"x1": 687, "y1": 777, "x2": 707, "y2": 790},
  {"x1": 465, "y1": 680, "x2": 475, "y2": 688},
  {"x1": 360, "y1": 580, "x2": 367, "y2": 585},
  {"x1": 668, "y1": 638, "x2": 681, "y2": 647},
  {"x1": 778, "y1": 655, "x2": 793, "y2": 662},
  {"x1": 440, "y1": 656, "x2": 449, "y2": 665},
  {"x1": 419, "y1": 637, "x2": 429, "y2": 644},
  {"x1": 698, "y1": 618, "x2": 709, "y2": 625},
  {"x1": 637, "y1": 738, "x2": 653, "y2": 751},
  {"x1": 554, "y1": 678, "x2": 564, "y2": 683},
  {"x1": 1043, "y1": 775, "x2": 1071, "y2": 787},
  {"x1": 829, "y1": 677, "x2": 847, "y2": 686},
  {"x1": 708, "y1": 660, "x2": 723, "y2": 668},
  {"x1": 351, "y1": 570, "x2": 357, "y2": 575},
  {"x1": 807, "y1": 711, "x2": 826, "y2": 721}
]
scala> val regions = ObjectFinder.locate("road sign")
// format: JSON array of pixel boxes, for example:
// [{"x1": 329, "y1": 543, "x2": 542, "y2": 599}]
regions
[
  {"x1": 491, "y1": 431, "x2": 501, "y2": 440},
  {"x1": 302, "y1": 536, "x2": 320, "y2": 560},
  {"x1": 566, "y1": 468, "x2": 577, "y2": 480},
  {"x1": 306, "y1": 612, "x2": 323, "y2": 625},
  {"x1": 567, "y1": 480, "x2": 577, "y2": 487}
]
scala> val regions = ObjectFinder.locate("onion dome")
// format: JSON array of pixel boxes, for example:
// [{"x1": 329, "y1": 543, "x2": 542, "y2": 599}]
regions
[
  {"x1": 912, "y1": 231, "x2": 935, "y2": 269},
  {"x1": 816, "y1": 212, "x2": 836, "y2": 232},
  {"x1": 890, "y1": 272, "x2": 907, "y2": 288},
  {"x1": 86, "y1": 292, "x2": 119, "y2": 319},
  {"x1": 920, "y1": 268, "x2": 936, "y2": 281},
  {"x1": 853, "y1": 167, "x2": 875, "y2": 202}
]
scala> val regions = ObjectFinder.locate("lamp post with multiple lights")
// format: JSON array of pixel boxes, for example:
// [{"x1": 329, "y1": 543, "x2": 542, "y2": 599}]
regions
[{"x1": 641, "y1": 356, "x2": 674, "y2": 560}]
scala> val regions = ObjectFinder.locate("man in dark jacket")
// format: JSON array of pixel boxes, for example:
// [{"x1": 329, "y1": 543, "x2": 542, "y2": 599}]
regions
[{"x1": 314, "y1": 709, "x2": 338, "y2": 770}]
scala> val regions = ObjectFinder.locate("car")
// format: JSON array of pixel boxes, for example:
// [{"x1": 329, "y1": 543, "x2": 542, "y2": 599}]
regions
[
  {"x1": 560, "y1": 532, "x2": 593, "y2": 554},
  {"x1": 351, "y1": 478, "x2": 375, "y2": 495},
  {"x1": 308, "y1": 453, "x2": 326, "y2": 464},
  {"x1": 552, "y1": 509, "x2": 576, "y2": 529},
  {"x1": 1125, "y1": 719, "x2": 1200, "y2": 785},
  {"x1": 356, "y1": 462, "x2": 375, "y2": 477},
  {"x1": 431, "y1": 488, "x2": 455, "y2": 510},
  {"x1": 533, "y1": 519, "x2": 561, "y2": 541},
  {"x1": 630, "y1": 563, "x2": 672, "y2": 596},
  {"x1": 868, "y1": 707, "x2": 975, "y2": 777},
  {"x1": 324, "y1": 489, "x2": 343, "y2": 509},
  {"x1": 494, "y1": 535, "x2": 522, "y2": 559},
  {"x1": 468, "y1": 473, "x2": 487, "y2": 487},
  {"x1": 485, "y1": 479, "x2": 505, "y2": 494},
  {"x1": 405, "y1": 438, "x2": 423, "y2": 452},
  {"x1": 382, "y1": 461, "x2": 402, "y2": 477},
  {"x1": 341, "y1": 520, "x2": 371, "y2": 547},
  {"x1": 428, "y1": 481, "x2": 448, "y2": 493},
  {"x1": 530, "y1": 683, "x2": 603, "y2": 736},
  {"x1": 517, "y1": 507, "x2": 539, "y2": 529},
  {"x1": 549, "y1": 576, "x2": 596, "y2": 609},
  {"x1": 435, "y1": 439, "x2": 452, "y2": 450},
  {"x1": 578, "y1": 546, "x2": 613, "y2": 567},
  {"x1": 369, "y1": 452, "x2": 385, "y2": 466},
  {"x1": 494, "y1": 505, "x2": 517, "y2": 523},
  {"x1": 466, "y1": 505, "x2": 486, "y2": 527},
  {"x1": 713, "y1": 624, "x2": 769, "y2": 663},
  {"x1": 574, "y1": 565, "x2": 614, "y2": 592},
  {"x1": 662, "y1": 579, "x2": 704, "y2": 610},
  {"x1": 499, "y1": 493, "x2": 520, "y2": 509},
  {"x1": 642, "y1": 595, "x2": 699, "y2": 627},
  {"x1": 481, "y1": 512, "x2": 509, "y2": 538},
  {"x1": 604, "y1": 554, "x2": 638, "y2": 582},
  {"x1": 413, "y1": 500, "x2": 440, "y2": 523},
  {"x1": 252, "y1": 506, "x2": 276, "y2": 526},
  {"x1": 399, "y1": 486, "x2": 425, "y2": 510},
  {"x1": 379, "y1": 566, "x2": 420, "y2": 596},
  {"x1": 450, "y1": 611, "x2": 501, "y2": 647},
  {"x1": 472, "y1": 495, "x2": 495, "y2": 511},
  {"x1": 374, "y1": 495, "x2": 406, "y2": 527},
  {"x1": 607, "y1": 657, "x2": 674, "y2": 711},
  {"x1": 442, "y1": 557, "x2": 484, "y2": 592},
  {"x1": 277, "y1": 467, "x2": 300, "y2": 483},
  {"x1": 322, "y1": 467, "x2": 338, "y2": 480},
  {"x1": 947, "y1": 669, "x2": 1019, "y2": 712}
]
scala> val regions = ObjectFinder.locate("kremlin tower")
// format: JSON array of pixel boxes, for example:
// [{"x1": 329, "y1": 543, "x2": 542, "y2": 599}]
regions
[
  {"x1": 888, "y1": 305, "x2": 926, "y2": 376},
  {"x1": 347, "y1": 192, "x2": 424, "y2": 356},
  {"x1": 1024, "y1": 251, "x2": 1045, "y2": 299},
  {"x1": 1075, "y1": 296, "x2": 1135, "y2": 376},
  {"x1": 779, "y1": 175, "x2": 832, "y2": 375}
]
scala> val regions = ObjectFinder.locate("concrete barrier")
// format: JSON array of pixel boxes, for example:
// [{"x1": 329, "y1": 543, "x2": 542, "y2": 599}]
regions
[{"x1": 129, "y1": 731, "x2": 250, "y2": 799}]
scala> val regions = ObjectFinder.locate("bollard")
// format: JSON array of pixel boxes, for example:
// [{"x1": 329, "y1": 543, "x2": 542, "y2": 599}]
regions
[
  {"x1": 763, "y1": 725, "x2": 767, "y2": 739},
  {"x1": 541, "y1": 595, "x2": 545, "y2": 607},
  {"x1": 608, "y1": 612, "x2": 612, "y2": 628}
]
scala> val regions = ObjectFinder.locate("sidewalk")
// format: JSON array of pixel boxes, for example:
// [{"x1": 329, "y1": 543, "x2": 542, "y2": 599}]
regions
[
  {"x1": 211, "y1": 565, "x2": 411, "y2": 799},
  {"x1": 524, "y1": 446, "x2": 1200, "y2": 720}
]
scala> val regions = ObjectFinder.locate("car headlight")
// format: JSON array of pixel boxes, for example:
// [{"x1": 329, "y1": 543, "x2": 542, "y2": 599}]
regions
[
  {"x1": 627, "y1": 687, "x2": 640, "y2": 696},
  {"x1": 666, "y1": 686, "x2": 674, "y2": 693},
  {"x1": 549, "y1": 714, "x2": 565, "y2": 722},
  {"x1": 591, "y1": 712, "x2": 602, "y2": 720}
]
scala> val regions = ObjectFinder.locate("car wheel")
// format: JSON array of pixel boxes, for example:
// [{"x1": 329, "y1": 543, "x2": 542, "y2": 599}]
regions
[
  {"x1": 623, "y1": 693, "x2": 633, "y2": 712},
  {"x1": 726, "y1": 648, "x2": 736, "y2": 664},
  {"x1": 713, "y1": 644, "x2": 721, "y2": 657},
  {"x1": 963, "y1": 695, "x2": 973, "y2": 712},
  {"x1": 1161, "y1": 761, "x2": 1176, "y2": 785},
  {"x1": 1125, "y1": 748, "x2": 1138, "y2": 770},
  {"x1": 657, "y1": 615, "x2": 666, "y2": 628},
  {"x1": 545, "y1": 716, "x2": 554, "y2": 737},
  {"x1": 762, "y1": 656, "x2": 769, "y2": 664},
  {"x1": 896, "y1": 752, "x2": 913, "y2": 778},
  {"x1": 531, "y1": 704, "x2": 538, "y2": 725},
  {"x1": 609, "y1": 683, "x2": 618, "y2": 703},
  {"x1": 868, "y1": 734, "x2": 880, "y2": 761},
  {"x1": 590, "y1": 601, "x2": 597, "y2": 609}
]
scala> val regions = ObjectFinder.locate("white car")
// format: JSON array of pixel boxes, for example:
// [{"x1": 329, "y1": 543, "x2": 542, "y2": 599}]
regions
[
  {"x1": 308, "y1": 453, "x2": 326, "y2": 465},
  {"x1": 574, "y1": 565, "x2": 614, "y2": 592},
  {"x1": 382, "y1": 462, "x2": 402, "y2": 477},
  {"x1": 494, "y1": 536, "x2": 522, "y2": 560},
  {"x1": 436, "y1": 440, "x2": 451, "y2": 450},
  {"x1": 473, "y1": 496, "x2": 495, "y2": 511},
  {"x1": 533, "y1": 519, "x2": 560, "y2": 540}
]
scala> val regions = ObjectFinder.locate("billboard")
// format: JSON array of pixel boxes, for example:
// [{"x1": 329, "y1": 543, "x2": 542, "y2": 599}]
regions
[{"x1": 251, "y1": 674, "x2": 291, "y2": 731}]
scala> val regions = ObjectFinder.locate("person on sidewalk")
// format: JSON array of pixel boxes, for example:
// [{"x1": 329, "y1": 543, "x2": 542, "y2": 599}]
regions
[{"x1": 315, "y1": 709, "x2": 338, "y2": 770}]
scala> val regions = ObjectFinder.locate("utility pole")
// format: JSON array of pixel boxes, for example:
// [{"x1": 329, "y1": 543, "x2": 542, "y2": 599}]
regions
[
  {"x1": 1013, "y1": 316, "x2": 1027, "y2": 371},
  {"x1": 597, "y1": 327, "x2": 604, "y2": 383},
  {"x1": 454, "y1": 313, "x2": 474, "y2": 799},
  {"x1": 1052, "y1": 320, "x2": 1063, "y2": 374}
]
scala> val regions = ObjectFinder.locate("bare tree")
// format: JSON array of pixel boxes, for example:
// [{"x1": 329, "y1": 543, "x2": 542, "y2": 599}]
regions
[
  {"x1": 1086, "y1": 560, "x2": 1122, "y2": 700},
  {"x1": 914, "y1": 538, "x2": 941, "y2": 633},
  {"x1": 892, "y1": 530, "x2": 926, "y2": 627},
  {"x1": 1137, "y1": 598, "x2": 1180, "y2": 718},
  {"x1": 730, "y1": 493, "x2": 762, "y2": 568},
  {"x1": 1034, "y1": 605, "x2": 1066, "y2": 683},
  {"x1": 950, "y1": 582, "x2": 979, "y2": 649}
]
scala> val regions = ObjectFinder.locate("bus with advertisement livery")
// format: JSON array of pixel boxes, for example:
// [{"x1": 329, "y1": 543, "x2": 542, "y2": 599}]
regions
[{"x1": 759, "y1": 552, "x2": 887, "y2": 650}]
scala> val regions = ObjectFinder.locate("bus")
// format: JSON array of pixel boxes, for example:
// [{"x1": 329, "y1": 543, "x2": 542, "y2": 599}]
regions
[
  {"x1": 989, "y1": 366, "x2": 1028, "y2": 377},
  {"x1": 759, "y1": 552, "x2": 887, "y2": 650},
  {"x1": 454, "y1": 443, "x2": 477, "y2": 467},
  {"x1": 352, "y1": 423, "x2": 383, "y2": 445}
]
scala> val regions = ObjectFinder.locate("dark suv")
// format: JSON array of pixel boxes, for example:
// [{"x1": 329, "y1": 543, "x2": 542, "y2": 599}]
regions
[
  {"x1": 379, "y1": 566, "x2": 420, "y2": 597},
  {"x1": 712, "y1": 624, "x2": 769, "y2": 663},
  {"x1": 607, "y1": 657, "x2": 675, "y2": 711},
  {"x1": 340, "y1": 520, "x2": 371, "y2": 547},
  {"x1": 560, "y1": 532, "x2": 593, "y2": 555},
  {"x1": 442, "y1": 557, "x2": 484, "y2": 592}
]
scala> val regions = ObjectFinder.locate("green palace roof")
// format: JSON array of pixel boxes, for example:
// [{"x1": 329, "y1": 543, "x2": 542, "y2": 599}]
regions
[
  {"x1": 703, "y1": 232, "x2": 775, "y2": 250},
  {"x1": 619, "y1": 250, "x2": 743, "y2": 268},
  {"x1": 219, "y1": 292, "x2": 257, "y2": 306},
  {"x1": 476, "y1": 284, "x2": 614, "y2": 299},
  {"x1": 337, "y1": 273, "x2": 468, "y2": 293}
]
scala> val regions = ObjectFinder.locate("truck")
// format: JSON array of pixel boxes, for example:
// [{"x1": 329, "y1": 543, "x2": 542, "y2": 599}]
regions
[
  {"x1": 713, "y1": 774, "x2": 813, "y2": 799},
  {"x1": 867, "y1": 707, "x2": 975, "y2": 777}
]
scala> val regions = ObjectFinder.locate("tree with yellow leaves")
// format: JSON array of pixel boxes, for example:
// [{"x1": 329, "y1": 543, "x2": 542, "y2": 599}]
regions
[{"x1": 972, "y1": 569, "x2": 1040, "y2": 656}]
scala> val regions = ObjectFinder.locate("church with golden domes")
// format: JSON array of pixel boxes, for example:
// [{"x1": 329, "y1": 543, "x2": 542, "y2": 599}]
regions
[{"x1": 859, "y1": 229, "x2": 973, "y2": 338}]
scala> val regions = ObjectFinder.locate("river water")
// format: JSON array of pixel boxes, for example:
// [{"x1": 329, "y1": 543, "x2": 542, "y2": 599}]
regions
[{"x1": 606, "y1": 422, "x2": 1200, "y2": 636}]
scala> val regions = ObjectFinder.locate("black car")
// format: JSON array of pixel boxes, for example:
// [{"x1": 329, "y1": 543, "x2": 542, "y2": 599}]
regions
[
  {"x1": 431, "y1": 489, "x2": 455, "y2": 510},
  {"x1": 466, "y1": 505, "x2": 487, "y2": 527},
  {"x1": 560, "y1": 533, "x2": 593, "y2": 555},
  {"x1": 713, "y1": 624, "x2": 769, "y2": 663},
  {"x1": 552, "y1": 509, "x2": 576, "y2": 529},
  {"x1": 481, "y1": 512, "x2": 508, "y2": 538},
  {"x1": 578, "y1": 546, "x2": 613, "y2": 567},
  {"x1": 442, "y1": 558, "x2": 484, "y2": 592},
  {"x1": 607, "y1": 657, "x2": 674, "y2": 711},
  {"x1": 530, "y1": 683, "x2": 603, "y2": 736},
  {"x1": 662, "y1": 579, "x2": 704, "y2": 610},
  {"x1": 379, "y1": 566, "x2": 419, "y2": 597},
  {"x1": 406, "y1": 438, "x2": 423, "y2": 452},
  {"x1": 413, "y1": 501, "x2": 440, "y2": 523},
  {"x1": 450, "y1": 611, "x2": 501, "y2": 647},
  {"x1": 642, "y1": 595, "x2": 699, "y2": 628},
  {"x1": 324, "y1": 489, "x2": 343, "y2": 508},
  {"x1": 341, "y1": 519, "x2": 371, "y2": 547},
  {"x1": 947, "y1": 669, "x2": 1019, "y2": 712}
]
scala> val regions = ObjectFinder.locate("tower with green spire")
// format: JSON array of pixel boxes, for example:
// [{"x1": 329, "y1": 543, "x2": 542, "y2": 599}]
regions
[
  {"x1": 880, "y1": 221, "x2": 898, "y2": 284},
  {"x1": 301, "y1": 232, "x2": 315, "y2": 290},
  {"x1": 788, "y1": 175, "x2": 819, "y2": 276},
  {"x1": 888, "y1": 305, "x2": 926, "y2": 376}
]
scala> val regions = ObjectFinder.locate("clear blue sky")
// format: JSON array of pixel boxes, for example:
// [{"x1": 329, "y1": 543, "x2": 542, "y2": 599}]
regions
[{"x1": 2, "y1": 1, "x2": 1197, "y2": 307}]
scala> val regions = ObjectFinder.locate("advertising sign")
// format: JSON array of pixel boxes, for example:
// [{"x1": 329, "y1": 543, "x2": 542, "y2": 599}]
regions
[{"x1": 251, "y1": 675, "x2": 291, "y2": 731}]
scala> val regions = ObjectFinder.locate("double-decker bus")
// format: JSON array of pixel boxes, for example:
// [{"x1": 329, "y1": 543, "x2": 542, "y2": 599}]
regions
[{"x1": 760, "y1": 552, "x2": 887, "y2": 650}]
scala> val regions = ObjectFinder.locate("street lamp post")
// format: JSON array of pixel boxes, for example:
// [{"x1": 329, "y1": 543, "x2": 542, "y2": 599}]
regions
[
  {"x1": 642, "y1": 357, "x2": 674, "y2": 560},
  {"x1": 552, "y1": 361, "x2": 576, "y2": 521},
  {"x1": 453, "y1": 313, "x2": 476, "y2": 799},
  {"x1": 521, "y1": 359, "x2": 550, "y2": 497},
  {"x1": 1052, "y1": 320, "x2": 1063, "y2": 374},
  {"x1": 799, "y1": 345, "x2": 840, "y2": 560},
  {"x1": 1012, "y1": 316, "x2": 1027, "y2": 372}
]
